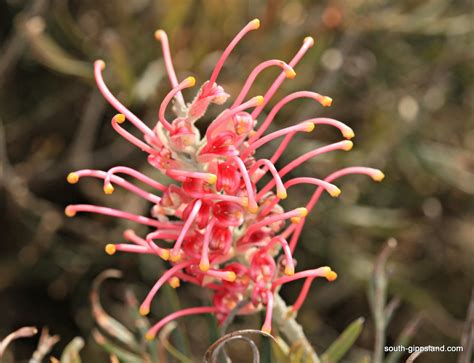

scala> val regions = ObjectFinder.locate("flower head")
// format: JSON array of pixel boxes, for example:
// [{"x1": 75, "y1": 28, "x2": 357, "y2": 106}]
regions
[{"x1": 66, "y1": 19, "x2": 384, "y2": 338}]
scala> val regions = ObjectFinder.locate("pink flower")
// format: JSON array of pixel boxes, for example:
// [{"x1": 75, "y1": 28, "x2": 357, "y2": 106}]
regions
[{"x1": 65, "y1": 19, "x2": 384, "y2": 339}]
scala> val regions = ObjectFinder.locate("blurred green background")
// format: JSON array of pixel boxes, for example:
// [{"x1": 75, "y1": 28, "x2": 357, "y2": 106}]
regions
[{"x1": 0, "y1": 0, "x2": 472, "y2": 362}]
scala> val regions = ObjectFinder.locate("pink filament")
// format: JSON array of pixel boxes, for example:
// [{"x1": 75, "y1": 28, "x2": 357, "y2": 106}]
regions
[
  {"x1": 206, "y1": 269, "x2": 232, "y2": 280},
  {"x1": 305, "y1": 117, "x2": 354, "y2": 139},
  {"x1": 269, "y1": 132, "x2": 295, "y2": 165},
  {"x1": 159, "y1": 78, "x2": 194, "y2": 131},
  {"x1": 267, "y1": 118, "x2": 354, "y2": 166},
  {"x1": 200, "y1": 218, "x2": 216, "y2": 268},
  {"x1": 72, "y1": 169, "x2": 162, "y2": 204},
  {"x1": 199, "y1": 194, "x2": 247, "y2": 206},
  {"x1": 140, "y1": 260, "x2": 195, "y2": 313},
  {"x1": 111, "y1": 118, "x2": 157, "y2": 154},
  {"x1": 146, "y1": 230, "x2": 180, "y2": 242},
  {"x1": 261, "y1": 291, "x2": 274, "y2": 333},
  {"x1": 249, "y1": 159, "x2": 285, "y2": 196},
  {"x1": 266, "y1": 237, "x2": 294, "y2": 272},
  {"x1": 250, "y1": 91, "x2": 329, "y2": 144},
  {"x1": 232, "y1": 156, "x2": 257, "y2": 211},
  {"x1": 257, "y1": 140, "x2": 351, "y2": 199},
  {"x1": 272, "y1": 267, "x2": 330, "y2": 289},
  {"x1": 205, "y1": 19, "x2": 260, "y2": 95},
  {"x1": 136, "y1": 232, "x2": 172, "y2": 258},
  {"x1": 166, "y1": 169, "x2": 212, "y2": 182},
  {"x1": 112, "y1": 244, "x2": 150, "y2": 254},
  {"x1": 289, "y1": 222, "x2": 305, "y2": 253},
  {"x1": 171, "y1": 199, "x2": 202, "y2": 257},
  {"x1": 251, "y1": 37, "x2": 314, "y2": 119},
  {"x1": 94, "y1": 61, "x2": 155, "y2": 139},
  {"x1": 147, "y1": 306, "x2": 217, "y2": 338},
  {"x1": 105, "y1": 166, "x2": 166, "y2": 191},
  {"x1": 245, "y1": 208, "x2": 304, "y2": 237},
  {"x1": 289, "y1": 167, "x2": 382, "y2": 251},
  {"x1": 243, "y1": 122, "x2": 312, "y2": 159},
  {"x1": 66, "y1": 204, "x2": 180, "y2": 229},
  {"x1": 174, "y1": 271, "x2": 201, "y2": 285},
  {"x1": 155, "y1": 30, "x2": 185, "y2": 106},
  {"x1": 291, "y1": 277, "x2": 315, "y2": 312},
  {"x1": 123, "y1": 229, "x2": 148, "y2": 247},
  {"x1": 232, "y1": 59, "x2": 294, "y2": 108},
  {"x1": 259, "y1": 177, "x2": 339, "y2": 217},
  {"x1": 206, "y1": 96, "x2": 262, "y2": 139},
  {"x1": 280, "y1": 223, "x2": 297, "y2": 240}
]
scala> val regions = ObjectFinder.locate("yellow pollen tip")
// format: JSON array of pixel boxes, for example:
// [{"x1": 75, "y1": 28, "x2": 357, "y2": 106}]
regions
[
  {"x1": 185, "y1": 76, "x2": 196, "y2": 87},
  {"x1": 304, "y1": 36, "x2": 315, "y2": 47},
  {"x1": 103, "y1": 183, "x2": 114, "y2": 195},
  {"x1": 113, "y1": 114, "x2": 126, "y2": 124},
  {"x1": 329, "y1": 186, "x2": 342, "y2": 197},
  {"x1": 277, "y1": 190, "x2": 288, "y2": 200},
  {"x1": 169, "y1": 252, "x2": 181, "y2": 262},
  {"x1": 248, "y1": 203, "x2": 259, "y2": 214},
  {"x1": 284, "y1": 266, "x2": 295, "y2": 276},
  {"x1": 372, "y1": 171, "x2": 385, "y2": 182},
  {"x1": 105, "y1": 244, "x2": 116, "y2": 255},
  {"x1": 154, "y1": 29, "x2": 165, "y2": 40},
  {"x1": 241, "y1": 197, "x2": 249, "y2": 208},
  {"x1": 160, "y1": 249, "x2": 170, "y2": 261},
  {"x1": 304, "y1": 122, "x2": 315, "y2": 132},
  {"x1": 199, "y1": 263, "x2": 210, "y2": 272},
  {"x1": 206, "y1": 174, "x2": 217, "y2": 185},
  {"x1": 291, "y1": 217, "x2": 301, "y2": 224},
  {"x1": 321, "y1": 266, "x2": 331, "y2": 274},
  {"x1": 145, "y1": 332, "x2": 155, "y2": 341},
  {"x1": 254, "y1": 95, "x2": 264, "y2": 106},
  {"x1": 343, "y1": 128, "x2": 355, "y2": 139},
  {"x1": 168, "y1": 277, "x2": 180, "y2": 289},
  {"x1": 250, "y1": 19, "x2": 260, "y2": 29},
  {"x1": 139, "y1": 306, "x2": 150, "y2": 316},
  {"x1": 322, "y1": 96, "x2": 333, "y2": 107},
  {"x1": 261, "y1": 326, "x2": 271, "y2": 334},
  {"x1": 64, "y1": 206, "x2": 76, "y2": 217},
  {"x1": 326, "y1": 271, "x2": 338, "y2": 281},
  {"x1": 225, "y1": 271, "x2": 237, "y2": 282},
  {"x1": 296, "y1": 207, "x2": 308, "y2": 217},
  {"x1": 67, "y1": 172, "x2": 79, "y2": 184},
  {"x1": 285, "y1": 68, "x2": 296, "y2": 79},
  {"x1": 95, "y1": 60, "x2": 105, "y2": 70},
  {"x1": 342, "y1": 140, "x2": 353, "y2": 151}
]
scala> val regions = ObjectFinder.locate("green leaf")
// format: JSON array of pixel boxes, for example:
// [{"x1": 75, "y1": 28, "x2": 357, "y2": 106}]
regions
[
  {"x1": 92, "y1": 330, "x2": 144, "y2": 363},
  {"x1": 158, "y1": 322, "x2": 193, "y2": 363},
  {"x1": 289, "y1": 341, "x2": 306, "y2": 363},
  {"x1": 20, "y1": 17, "x2": 91, "y2": 79},
  {"x1": 90, "y1": 270, "x2": 141, "y2": 353},
  {"x1": 385, "y1": 316, "x2": 422, "y2": 363},
  {"x1": 321, "y1": 317, "x2": 365, "y2": 363},
  {"x1": 271, "y1": 336, "x2": 291, "y2": 363}
]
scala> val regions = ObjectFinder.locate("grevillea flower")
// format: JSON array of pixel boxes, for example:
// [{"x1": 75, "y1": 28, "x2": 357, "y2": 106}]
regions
[{"x1": 66, "y1": 19, "x2": 384, "y2": 339}]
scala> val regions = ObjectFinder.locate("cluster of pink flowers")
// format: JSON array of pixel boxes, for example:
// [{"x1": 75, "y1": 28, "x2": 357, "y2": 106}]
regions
[{"x1": 66, "y1": 19, "x2": 383, "y2": 339}]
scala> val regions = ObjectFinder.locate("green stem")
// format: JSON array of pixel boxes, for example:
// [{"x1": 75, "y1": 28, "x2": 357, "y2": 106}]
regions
[{"x1": 272, "y1": 294, "x2": 321, "y2": 363}]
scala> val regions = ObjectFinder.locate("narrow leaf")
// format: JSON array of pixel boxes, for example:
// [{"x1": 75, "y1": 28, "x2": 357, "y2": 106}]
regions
[
  {"x1": 92, "y1": 330, "x2": 143, "y2": 363},
  {"x1": 321, "y1": 317, "x2": 365, "y2": 363},
  {"x1": 90, "y1": 270, "x2": 141, "y2": 352}
]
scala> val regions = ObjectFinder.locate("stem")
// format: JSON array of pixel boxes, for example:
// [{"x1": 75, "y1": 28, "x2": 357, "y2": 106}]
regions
[
  {"x1": 370, "y1": 238, "x2": 398, "y2": 363},
  {"x1": 272, "y1": 294, "x2": 321, "y2": 363}
]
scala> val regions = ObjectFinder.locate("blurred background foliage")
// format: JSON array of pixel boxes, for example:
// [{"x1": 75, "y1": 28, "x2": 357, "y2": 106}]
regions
[{"x1": 0, "y1": 0, "x2": 472, "y2": 362}]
